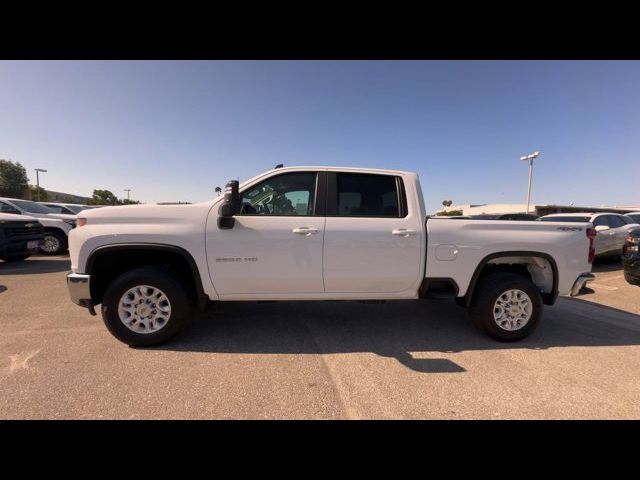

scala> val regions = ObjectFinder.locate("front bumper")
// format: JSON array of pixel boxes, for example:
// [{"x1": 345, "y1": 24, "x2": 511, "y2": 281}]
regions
[
  {"x1": 66, "y1": 272, "x2": 95, "y2": 313},
  {"x1": 570, "y1": 272, "x2": 595, "y2": 296}
]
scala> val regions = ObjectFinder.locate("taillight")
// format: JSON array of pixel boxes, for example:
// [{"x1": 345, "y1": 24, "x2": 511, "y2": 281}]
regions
[
  {"x1": 77, "y1": 217, "x2": 87, "y2": 227},
  {"x1": 624, "y1": 232, "x2": 640, "y2": 255},
  {"x1": 587, "y1": 227, "x2": 597, "y2": 264}
]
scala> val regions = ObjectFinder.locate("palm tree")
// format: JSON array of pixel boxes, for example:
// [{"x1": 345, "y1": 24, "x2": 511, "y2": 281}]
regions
[{"x1": 215, "y1": 186, "x2": 222, "y2": 196}]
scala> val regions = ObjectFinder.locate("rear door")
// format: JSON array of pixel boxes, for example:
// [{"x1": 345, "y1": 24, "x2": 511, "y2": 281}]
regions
[{"x1": 322, "y1": 171, "x2": 423, "y2": 294}]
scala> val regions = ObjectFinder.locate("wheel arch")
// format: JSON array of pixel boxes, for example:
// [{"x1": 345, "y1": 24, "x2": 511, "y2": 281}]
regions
[
  {"x1": 458, "y1": 251, "x2": 559, "y2": 307},
  {"x1": 85, "y1": 243, "x2": 209, "y2": 310}
]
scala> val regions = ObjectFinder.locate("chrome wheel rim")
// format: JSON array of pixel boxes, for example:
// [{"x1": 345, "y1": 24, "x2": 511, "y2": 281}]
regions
[
  {"x1": 118, "y1": 285, "x2": 171, "y2": 334},
  {"x1": 493, "y1": 289, "x2": 533, "y2": 331},
  {"x1": 40, "y1": 235, "x2": 60, "y2": 253}
]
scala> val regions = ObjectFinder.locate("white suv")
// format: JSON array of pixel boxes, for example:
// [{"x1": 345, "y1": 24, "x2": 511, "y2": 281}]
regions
[
  {"x1": 0, "y1": 198, "x2": 76, "y2": 255},
  {"x1": 539, "y1": 212, "x2": 640, "y2": 258}
]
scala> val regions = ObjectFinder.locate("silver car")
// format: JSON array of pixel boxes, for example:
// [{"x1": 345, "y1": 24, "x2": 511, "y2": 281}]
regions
[{"x1": 539, "y1": 212, "x2": 640, "y2": 258}]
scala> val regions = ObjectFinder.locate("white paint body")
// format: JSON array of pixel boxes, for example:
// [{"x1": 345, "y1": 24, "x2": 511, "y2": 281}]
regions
[{"x1": 69, "y1": 166, "x2": 594, "y2": 302}]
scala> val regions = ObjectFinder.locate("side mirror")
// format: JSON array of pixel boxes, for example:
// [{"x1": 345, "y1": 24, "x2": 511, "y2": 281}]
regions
[
  {"x1": 595, "y1": 225, "x2": 610, "y2": 232},
  {"x1": 217, "y1": 180, "x2": 241, "y2": 230}
]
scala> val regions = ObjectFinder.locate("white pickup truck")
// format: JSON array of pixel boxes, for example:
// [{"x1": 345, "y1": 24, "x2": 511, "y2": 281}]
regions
[{"x1": 67, "y1": 166, "x2": 595, "y2": 346}]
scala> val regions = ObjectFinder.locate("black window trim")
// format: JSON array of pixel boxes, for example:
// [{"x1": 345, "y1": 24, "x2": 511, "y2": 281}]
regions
[
  {"x1": 325, "y1": 171, "x2": 409, "y2": 218},
  {"x1": 236, "y1": 171, "x2": 323, "y2": 217}
]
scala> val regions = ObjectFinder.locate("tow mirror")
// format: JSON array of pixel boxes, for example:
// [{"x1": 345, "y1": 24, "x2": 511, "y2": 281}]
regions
[
  {"x1": 217, "y1": 180, "x2": 241, "y2": 229},
  {"x1": 594, "y1": 225, "x2": 610, "y2": 232}
]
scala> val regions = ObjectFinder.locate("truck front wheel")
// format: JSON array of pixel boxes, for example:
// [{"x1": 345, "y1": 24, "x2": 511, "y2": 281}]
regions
[
  {"x1": 469, "y1": 272, "x2": 542, "y2": 341},
  {"x1": 101, "y1": 266, "x2": 194, "y2": 347}
]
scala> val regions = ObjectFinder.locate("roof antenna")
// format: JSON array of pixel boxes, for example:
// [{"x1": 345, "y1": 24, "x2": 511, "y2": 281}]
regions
[{"x1": 274, "y1": 163, "x2": 284, "y2": 169}]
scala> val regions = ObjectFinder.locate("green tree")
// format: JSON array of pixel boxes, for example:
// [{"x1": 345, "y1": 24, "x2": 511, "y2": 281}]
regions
[
  {"x1": 436, "y1": 209, "x2": 463, "y2": 216},
  {"x1": 88, "y1": 189, "x2": 120, "y2": 205},
  {"x1": 28, "y1": 185, "x2": 49, "y2": 201},
  {"x1": 0, "y1": 159, "x2": 29, "y2": 198},
  {"x1": 120, "y1": 198, "x2": 141, "y2": 205}
]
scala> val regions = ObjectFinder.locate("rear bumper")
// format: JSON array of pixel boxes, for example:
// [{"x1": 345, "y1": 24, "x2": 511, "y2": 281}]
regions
[
  {"x1": 570, "y1": 272, "x2": 595, "y2": 296},
  {"x1": 67, "y1": 272, "x2": 94, "y2": 310}
]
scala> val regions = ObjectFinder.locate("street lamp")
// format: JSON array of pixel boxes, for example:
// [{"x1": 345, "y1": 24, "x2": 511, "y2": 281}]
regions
[
  {"x1": 124, "y1": 189, "x2": 131, "y2": 201},
  {"x1": 35, "y1": 168, "x2": 47, "y2": 202},
  {"x1": 519, "y1": 151, "x2": 540, "y2": 214}
]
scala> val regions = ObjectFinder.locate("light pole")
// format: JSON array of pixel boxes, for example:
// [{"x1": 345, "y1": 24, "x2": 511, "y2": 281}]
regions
[
  {"x1": 35, "y1": 168, "x2": 47, "y2": 201},
  {"x1": 124, "y1": 189, "x2": 131, "y2": 201},
  {"x1": 519, "y1": 151, "x2": 540, "y2": 214}
]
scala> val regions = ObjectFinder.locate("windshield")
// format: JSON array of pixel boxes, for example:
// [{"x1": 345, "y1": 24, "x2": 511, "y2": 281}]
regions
[
  {"x1": 538, "y1": 216, "x2": 591, "y2": 223},
  {"x1": 625, "y1": 214, "x2": 640, "y2": 224},
  {"x1": 9, "y1": 199, "x2": 56, "y2": 214}
]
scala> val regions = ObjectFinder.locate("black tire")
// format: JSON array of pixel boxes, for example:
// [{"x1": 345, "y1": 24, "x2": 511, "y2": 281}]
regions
[
  {"x1": 101, "y1": 266, "x2": 195, "y2": 347},
  {"x1": 0, "y1": 254, "x2": 31, "y2": 262},
  {"x1": 469, "y1": 272, "x2": 543, "y2": 342},
  {"x1": 39, "y1": 231, "x2": 67, "y2": 255}
]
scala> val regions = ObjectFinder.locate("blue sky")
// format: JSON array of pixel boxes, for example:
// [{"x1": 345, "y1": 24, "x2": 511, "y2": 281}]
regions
[{"x1": 1, "y1": 60, "x2": 639, "y2": 211}]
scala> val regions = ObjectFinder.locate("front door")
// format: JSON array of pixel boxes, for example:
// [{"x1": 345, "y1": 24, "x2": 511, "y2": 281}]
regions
[{"x1": 206, "y1": 171, "x2": 325, "y2": 296}]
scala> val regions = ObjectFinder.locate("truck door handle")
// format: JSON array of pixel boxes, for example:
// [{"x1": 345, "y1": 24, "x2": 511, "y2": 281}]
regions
[
  {"x1": 392, "y1": 229, "x2": 416, "y2": 237},
  {"x1": 292, "y1": 227, "x2": 319, "y2": 235}
]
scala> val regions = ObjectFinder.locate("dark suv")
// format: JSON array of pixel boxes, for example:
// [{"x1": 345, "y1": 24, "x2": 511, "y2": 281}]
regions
[
  {"x1": 0, "y1": 214, "x2": 44, "y2": 262},
  {"x1": 622, "y1": 229, "x2": 640, "y2": 286}
]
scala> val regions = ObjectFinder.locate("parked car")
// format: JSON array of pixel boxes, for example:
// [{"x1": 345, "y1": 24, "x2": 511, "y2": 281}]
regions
[
  {"x1": 0, "y1": 213, "x2": 44, "y2": 262},
  {"x1": 622, "y1": 229, "x2": 640, "y2": 286},
  {"x1": 625, "y1": 212, "x2": 640, "y2": 224},
  {"x1": 538, "y1": 212, "x2": 640, "y2": 258},
  {"x1": 67, "y1": 165, "x2": 595, "y2": 346},
  {"x1": 40, "y1": 202, "x2": 92, "y2": 215},
  {"x1": 0, "y1": 198, "x2": 76, "y2": 255}
]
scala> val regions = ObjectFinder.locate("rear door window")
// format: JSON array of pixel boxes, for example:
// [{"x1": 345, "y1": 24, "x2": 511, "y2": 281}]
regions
[{"x1": 335, "y1": 173, "x2": 405, "y2": 217}]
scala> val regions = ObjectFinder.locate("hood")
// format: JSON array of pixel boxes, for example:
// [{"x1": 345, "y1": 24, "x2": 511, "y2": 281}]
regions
[
  {"x1": 79, "y1": 202, "x2": 215, "y2": 224},
  {"x1": 0, "y1": 212, "x2": 38, "y2": 222}
]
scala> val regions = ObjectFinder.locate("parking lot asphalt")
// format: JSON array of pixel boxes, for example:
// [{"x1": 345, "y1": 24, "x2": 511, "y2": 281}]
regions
[{"x1": 1, "y1": 255, "x2": 640, "y2": 419}]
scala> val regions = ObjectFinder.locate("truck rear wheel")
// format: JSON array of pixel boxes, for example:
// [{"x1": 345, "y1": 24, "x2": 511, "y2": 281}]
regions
[
  {"x1": 469, "y1": 272, "x2": 542, "y2": 341},
  {"x1": 101, "y1": 266, "x2": 194, "y2": 347}
]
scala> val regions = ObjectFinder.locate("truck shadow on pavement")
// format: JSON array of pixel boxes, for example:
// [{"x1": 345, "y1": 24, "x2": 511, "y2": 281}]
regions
[
  {"x1": 0, "y1": 285, "x2": 6, "y2": 294},
  {"x1": 155, "y1": 297, "x2": 640, "y2": 374},
  {"x1": 0, "y1": 257, "x2": 70, "y2": 275}
]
